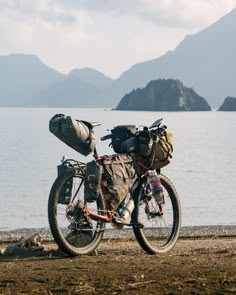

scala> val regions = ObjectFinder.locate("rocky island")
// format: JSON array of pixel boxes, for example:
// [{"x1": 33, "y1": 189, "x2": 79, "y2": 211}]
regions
[
  {"x1": 218, "y1": 96, "x2": 236, "y2": 111},
  {"x1": 116, "y1": 79, "x2": 211, "y2": 111}
]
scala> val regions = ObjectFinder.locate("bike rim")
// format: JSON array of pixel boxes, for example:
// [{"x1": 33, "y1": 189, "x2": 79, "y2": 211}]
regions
[{"x1": 136, "y1": 177, "x2": 179, "y2": 252}]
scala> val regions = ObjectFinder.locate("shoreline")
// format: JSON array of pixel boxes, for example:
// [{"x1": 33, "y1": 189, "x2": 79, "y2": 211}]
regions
[{"x1": 0, "y1": 225, "x2": 235, "y2": 243}]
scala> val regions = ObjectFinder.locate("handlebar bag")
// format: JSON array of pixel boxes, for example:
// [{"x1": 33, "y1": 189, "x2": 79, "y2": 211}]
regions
[
  {"x1": 49, "y1": 114, "x2": 96, "y2": 156},
  {"x1": 101, "y1": 154, "x2": 136, "y2": 210},
  {"x1": 139, "y1": 130, "x2": 173, "y2": 170},
  {"x1": 137, "y1": 129, "x2": 153, "y2": 157},
  {"x1": 111, "y1": 125, "x2": 137, "y2": 153}
]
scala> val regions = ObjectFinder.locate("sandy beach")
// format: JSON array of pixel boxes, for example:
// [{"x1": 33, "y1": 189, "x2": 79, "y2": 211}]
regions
[{"x1": 0, "y1": 226, "x2": 235, "y2": 295}]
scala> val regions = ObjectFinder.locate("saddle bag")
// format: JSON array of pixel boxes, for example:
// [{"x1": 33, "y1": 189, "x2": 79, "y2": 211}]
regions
[
  {"x1": 111, "y1": 125, "x2": 137, "y2": 153},
  {"x1": 102, "y1": 154, "x2": 136, "y2": 210},
  {"x1": 138, "y1": 130, "x2": 173, "y2": 170},
  {"x1": 49, "y1": 114, "x2": 96, "y2": 156}
]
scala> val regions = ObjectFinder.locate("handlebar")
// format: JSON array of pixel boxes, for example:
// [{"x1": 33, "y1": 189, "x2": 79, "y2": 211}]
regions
[
  {"x1": 100, "y1": 118, "x2": 166, "y2": 142},
  {"x1": 100, "y1": 134, "x2": 112, "y2": 141}
]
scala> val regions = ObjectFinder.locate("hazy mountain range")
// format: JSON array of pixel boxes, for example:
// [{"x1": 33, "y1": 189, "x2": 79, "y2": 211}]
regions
[{"x1": 0, "y1": 8, "x2": 236, "y2": 109}]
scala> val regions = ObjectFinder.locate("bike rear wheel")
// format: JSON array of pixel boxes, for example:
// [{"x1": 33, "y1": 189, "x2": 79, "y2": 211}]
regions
[
  {"x1": 132, "y1": 174, "x2": 181, "y2": 254},
  {"x1": 48, "y1": 170, "x2": 106, "y2": 256}
]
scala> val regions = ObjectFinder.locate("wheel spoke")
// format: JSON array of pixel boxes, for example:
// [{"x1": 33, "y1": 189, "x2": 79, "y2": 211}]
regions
[
  {"x1": 48, "y1": 171, "x2": 106, "y2": 256},
  {"x1": 132, "y1": 174, "x2": 181, "y2": 254}
]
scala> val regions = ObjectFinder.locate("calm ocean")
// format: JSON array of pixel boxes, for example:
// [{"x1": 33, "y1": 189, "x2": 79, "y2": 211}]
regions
[{"x1": 0, "y1": 108, "x2": 235, "y2": 230}]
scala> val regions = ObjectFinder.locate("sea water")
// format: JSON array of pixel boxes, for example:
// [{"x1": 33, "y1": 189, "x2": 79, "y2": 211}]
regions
[{"x1": 0, "y1": 108, "x2": 235, "y2": 230}]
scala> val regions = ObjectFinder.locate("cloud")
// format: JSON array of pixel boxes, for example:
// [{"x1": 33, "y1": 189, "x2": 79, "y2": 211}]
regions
[
  {"x1": 0, "y1": 0, "x2": 91, "y2": 49},
  {"x1": 2, "y1": 0, "x2": 236, "y2": 31},
  {"x1": 1, "y1": 0, "x2": 236, "y2": 78},
  {"x1": 51, "y1": 0, "x2": 236, "y2": 28},
  {"x1": 137, "y1": 0, "x2": 236, "y2": 28},
  {"x1": 0, "y1": 0, "x2": 77, "y2": 25}
]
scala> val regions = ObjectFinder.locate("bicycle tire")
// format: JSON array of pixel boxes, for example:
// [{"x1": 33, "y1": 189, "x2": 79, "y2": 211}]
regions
[
  {"x1": 132, "y1": 174, "x2": 181, "y2": 254},
  {"x1": 48, "y1": 170, "x2": 106, "y2": 256}
]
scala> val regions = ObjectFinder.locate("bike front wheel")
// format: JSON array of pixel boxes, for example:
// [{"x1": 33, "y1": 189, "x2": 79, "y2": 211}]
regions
[
  {"x1": 132, "y1": 174, "x2": 181, "y2": 254},
  {"x1": 48, "y1": 170, "x2": 106, "y2": 256}
]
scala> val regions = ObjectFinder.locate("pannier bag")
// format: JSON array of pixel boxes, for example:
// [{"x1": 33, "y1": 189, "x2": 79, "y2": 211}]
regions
[
  {"x1": 49, "y1": 114, "x2": 96, "y2": 156},
  {"x1": 57, "y1": 163, "x2": 73, "y2": 204},
  {"x1": 84, "y1": 160, "x2": 103, "y2": 203},
  {"x1": 58, "y1": 179, "x2": 73, "y2": 204},
  {"x1": 138, "y1": 130, "x2": 173, "y2": 170},
  {"x1": 102, "y1": 154, "x2": 136, "y2": 210},
  {"x1": 111, "y1": 125, "x2": 137, "y2": 153}
]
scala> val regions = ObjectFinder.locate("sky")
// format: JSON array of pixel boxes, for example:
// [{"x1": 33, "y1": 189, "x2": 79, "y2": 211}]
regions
[{"x1": 1, "y1": 0, "x2": 236, "y2": 79}]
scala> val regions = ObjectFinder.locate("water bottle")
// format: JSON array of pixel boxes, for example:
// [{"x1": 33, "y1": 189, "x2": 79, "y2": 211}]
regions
[
  {"x1": 148, "y1": 171, "x2": 165, "y2": 204},
  {"x1": 116, "y1": 193, "x2": 135, "y2": 223},
  {"x1": 144, "y1": 183, "x2": 152, "y2": 200}
]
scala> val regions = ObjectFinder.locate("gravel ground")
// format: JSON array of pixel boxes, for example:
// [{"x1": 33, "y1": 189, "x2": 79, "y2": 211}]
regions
[
  {"x1": 0, "y1": 225, "x2": 235, "y2": 295},
  {"x1": 0, "y1": 236, "x2": 235, "y2": 295},
  {"x1": 0, "y1": 225, "x2": 236, "y2": 243}
]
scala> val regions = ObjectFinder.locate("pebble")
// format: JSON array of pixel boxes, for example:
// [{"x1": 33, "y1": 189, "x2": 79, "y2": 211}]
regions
[{"x1": 0, "y1": 225, "x2": 235, "y2": 243}]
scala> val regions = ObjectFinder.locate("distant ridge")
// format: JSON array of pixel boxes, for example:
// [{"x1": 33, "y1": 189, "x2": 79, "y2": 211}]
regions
[
  {"x1": 0, "y1": 8, "x2": 236, "y2": 108},
  {"x1": 33, "y1": 67, "x2": 114, "y2": 107},
  {"x1": 33, "y1": 75, "x2": 101, "y2": 107},
  {"x1": 0, "y1": 54, "x2": 64, "y2": 107},
  {"x1": 68, "y1": 68, "x2": 113, "y2": 89},
  {"x1": 111, "y1": 7, "x2": 236, "y2": 109}
]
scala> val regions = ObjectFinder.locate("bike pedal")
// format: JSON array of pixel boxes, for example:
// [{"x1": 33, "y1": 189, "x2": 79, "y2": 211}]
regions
[
  {"x1": 110, "y1": 222, "x2": 124, "y2": 229},
  {"x1": 113, "y1": 217, "x2": 130, "y2": 226}
]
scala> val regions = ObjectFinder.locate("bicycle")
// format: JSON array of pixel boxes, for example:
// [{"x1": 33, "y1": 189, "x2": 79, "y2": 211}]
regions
[{"x1": 48, "y1": 118, "x2": 181, "y2": 256}]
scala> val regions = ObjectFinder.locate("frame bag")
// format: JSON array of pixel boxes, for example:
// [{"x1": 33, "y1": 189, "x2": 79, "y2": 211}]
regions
[{"x1": 102, "y1": 154, "x2": 136, "y2": 210}]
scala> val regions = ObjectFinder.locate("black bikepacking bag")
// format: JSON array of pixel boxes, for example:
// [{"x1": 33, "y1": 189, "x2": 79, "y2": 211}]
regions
[
  {"x1": 111, "y1": 125, "x2": 137, "y2": 153},
  {"x1": 84, "y1": 160, "x2": 103, "y2": 202},
  {"x1": 49, "y1": 114, "x2": 96, "y2": 156},
  {"x1": 57, "y1": 163, "x2": 73, "y2": 205}
]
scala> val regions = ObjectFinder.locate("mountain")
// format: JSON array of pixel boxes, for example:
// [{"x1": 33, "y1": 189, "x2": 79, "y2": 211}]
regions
[
  {"x1": 0, "y1": 54, "x2": 113, "y2": 107},
  {"x1": 68, "y1": 68, "x2": 113, "y2": 89},
  {"x1": 0, "y1": 54, "x2": 64, "y2": 106},
  {"x1": 1, "y1": 8, "x2": 236, "y2": 108},
  {"x1": 218, "y1": 96, "x2": 236, "y2": 111},
  {"x1": 116, "y1": 79, "x2": 211, "y2": 111},
  {"x1": 33, "y1": 75, "x2": 102, "y2": 107},
  {"x1": 34, "y1": 68, "x2": 114, "y2": 107},
  {"x1": 109, "y1": 7, "x2": 236, "y2": 109}
]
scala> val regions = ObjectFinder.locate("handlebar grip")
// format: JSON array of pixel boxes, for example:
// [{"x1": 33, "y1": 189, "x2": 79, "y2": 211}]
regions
[{"x1": 100, "y1": 134, "x2": 112, "y2": 141}]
